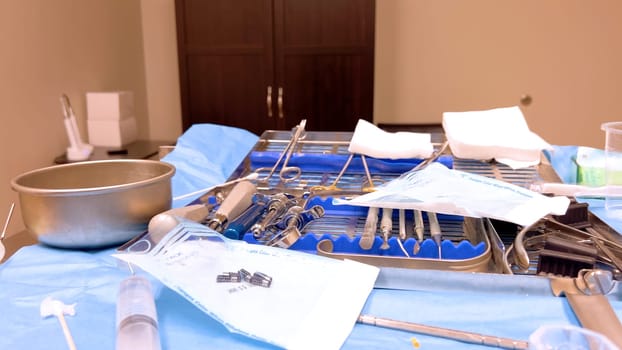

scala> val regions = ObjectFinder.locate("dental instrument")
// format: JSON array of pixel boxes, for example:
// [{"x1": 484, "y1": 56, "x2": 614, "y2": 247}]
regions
[
  {"x1": 380, "y1": 208, "x2": 392, "y2": 250},
  {"x1": 408, "y1": 143, "x2": 449, "y2": 246},
  {"x1": 360, "y1": 154, "x2": 377, "y2": 192},
  {"x1": 396, "y1": 210, "x2": 410, "y2": 257},
  {"x1": 357, "y1": 314, "x2": 528, "y2": 349},
  {"x1": 398, "y1": 209, "x2": 406, "y2": 241},
  {"x1": 147, "y1": 203, "x2": 213, "y2": 241},
  {"x1": 265, "y1": 204, "x2": 324, "y2": 248},
  {"x1": 0, "y1": 202, "x2": 15, "y2": 261},
  {"x1": 309, "y1": 153, "x2": 355, "y2": 192},
  {"x1": 428, "y1": 212, "x2": 442, "y2": 259},
  {"x1": 251, "y1": 193, "x2": 292, "y2": 238},
  {"x1": 359, "y1": 207, "x2": 379, "y2": 249},
  {"x1": 206, "y1": 180, "x2": 256, "y2": 231},
  {"x1": 413, "y1": 209, "x2": 424, "y2": 241},
  {"x1": 255, "y1": 119, "x2": 306, "y2": 184},
  {"x1": 116, "y1": 274, "x2": 161, "y2": 350},
  {"x1": 40, "y1": 296, "x2": 77, "y2": 350},
  {"x1": 222, "y1": 200, "x2": 268, "y2": 240}
]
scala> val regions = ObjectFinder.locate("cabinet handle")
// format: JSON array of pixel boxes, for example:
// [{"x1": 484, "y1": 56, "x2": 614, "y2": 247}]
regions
[
  {"x1": 266, "y1": 86, "x2": 273, "y2": 118},
  {"x1": 278, "y1": 87, "x2": 284, "y2": 119}
]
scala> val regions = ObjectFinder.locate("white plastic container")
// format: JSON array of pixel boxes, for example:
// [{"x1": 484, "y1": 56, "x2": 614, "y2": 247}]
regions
[
  {"x1": 602, "y1": 121, "x2": 622, "y2": 215},
  {"x1": 87, "y1": 117, "x2": 137, "y2": 147},
  {"x1": 528, "y1": 325, "x2": 617, "y2": 350},
  {"x1": 86, "y1": 91, "x2": 134, "y2": 120}
]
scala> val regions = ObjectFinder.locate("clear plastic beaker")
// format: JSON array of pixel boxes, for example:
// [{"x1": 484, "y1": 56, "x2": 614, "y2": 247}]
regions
[
  {"x1": 601, "y1": 122, "x2": 622, "y2": 216},
  {"x1": 529, "y1": 325, "x2": 617, "y2": 350}
]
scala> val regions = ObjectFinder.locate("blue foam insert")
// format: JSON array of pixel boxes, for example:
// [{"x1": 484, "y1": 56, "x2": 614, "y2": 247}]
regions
[
  {"x1": 243, "y1": 234, "x2": 486, "y2": 260},
  {"x1": 250, "y1": 152, "x2": 454, "y2": 174},
  {"x1": 241, "y1": 196, "x2": 484, "y2": 260}
]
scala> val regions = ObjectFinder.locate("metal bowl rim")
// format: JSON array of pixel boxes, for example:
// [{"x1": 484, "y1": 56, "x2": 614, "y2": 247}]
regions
[{"x1": 10, "y1": 159, "x2": 176, "y2": 196}]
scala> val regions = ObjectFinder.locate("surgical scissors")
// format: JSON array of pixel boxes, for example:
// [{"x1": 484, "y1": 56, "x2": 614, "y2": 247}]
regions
[{"x1": 256, "y1": 119, "x2": 306, "y2": 184}]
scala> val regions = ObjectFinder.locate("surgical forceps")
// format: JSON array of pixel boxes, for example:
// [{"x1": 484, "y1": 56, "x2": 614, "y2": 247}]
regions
[{"x1": 256, "y1": 119, "x2": 307, "y2": 184}]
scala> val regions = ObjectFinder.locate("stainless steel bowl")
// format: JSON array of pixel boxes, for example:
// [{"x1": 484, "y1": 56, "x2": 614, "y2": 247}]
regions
[{"x1": 11, "y1": 159, "x2": 175, "y2": 249}]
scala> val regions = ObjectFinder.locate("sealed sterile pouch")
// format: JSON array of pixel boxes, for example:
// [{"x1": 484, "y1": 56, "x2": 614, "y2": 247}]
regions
[
  {"x1": 113, "y1": 220, "x2": 379, "y2": 350},
  {"x1": 333, "y1": 162, "x2": 570, "y2": 227}
]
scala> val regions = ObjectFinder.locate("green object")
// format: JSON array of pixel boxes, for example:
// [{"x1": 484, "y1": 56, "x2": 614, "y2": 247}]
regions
[{"x1": 575, "y1": 146, "x2": 622, "y2": 186}]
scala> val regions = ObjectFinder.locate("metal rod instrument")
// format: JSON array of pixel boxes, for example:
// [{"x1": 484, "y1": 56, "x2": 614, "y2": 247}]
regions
[
  {"x1": 357, "y1": 314, "x2": 528, "y2": 349},
  {"x1": 428, "y1": 212, "x2": 442, "y2": 259}
]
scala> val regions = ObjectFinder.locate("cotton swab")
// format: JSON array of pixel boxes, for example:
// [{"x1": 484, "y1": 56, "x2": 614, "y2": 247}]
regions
[{"x1": 40, "y1": 296, "x2": 77, "y2": 350}]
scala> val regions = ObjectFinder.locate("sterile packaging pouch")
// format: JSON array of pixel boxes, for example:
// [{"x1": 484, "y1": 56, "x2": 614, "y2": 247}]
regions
[
  {"x1": 333, "y1": 162, "x2": 570, "y2": 227},
  {"x1": 442, "y1": 106, "x2": 552, "y2": 169},
  {"x1": 114, "y1": 220, "x2": 379, "y2": 350}
]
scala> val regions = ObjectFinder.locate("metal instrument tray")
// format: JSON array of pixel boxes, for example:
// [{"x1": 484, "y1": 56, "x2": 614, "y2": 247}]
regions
[
  {"x1": 205, "y1": 129, "x2": 622, "y2": 277},
  {"x1": 226, "y1": 130, "x2": 506, "y2": 272}
]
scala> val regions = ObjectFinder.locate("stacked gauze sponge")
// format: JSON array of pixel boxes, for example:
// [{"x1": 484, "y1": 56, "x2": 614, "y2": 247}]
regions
[
  {"x1": 348, "y1": 119, "x2": 434, "y2": 159},
  {"x1": 442, "y1": 105, "x2": 552, "y2": 169}
]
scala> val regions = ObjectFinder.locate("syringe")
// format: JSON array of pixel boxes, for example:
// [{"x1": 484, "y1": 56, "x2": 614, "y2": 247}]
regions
[{"x1": 116, "y1": 275, "x2": 161, "y2": 350}]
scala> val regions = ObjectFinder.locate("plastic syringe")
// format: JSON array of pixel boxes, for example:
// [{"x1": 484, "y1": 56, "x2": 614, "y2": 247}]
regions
[{"x1": 116, "y1": 275, "x2": 161, "y2": 350}]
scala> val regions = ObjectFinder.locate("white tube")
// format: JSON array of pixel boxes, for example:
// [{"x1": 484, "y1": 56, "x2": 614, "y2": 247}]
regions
[
  {"x1": 530, "y1": 182, "x2": 622, "y2": 198},
  {"x1": 64, "y1": 117, "x2": 80, "y2": 149}
]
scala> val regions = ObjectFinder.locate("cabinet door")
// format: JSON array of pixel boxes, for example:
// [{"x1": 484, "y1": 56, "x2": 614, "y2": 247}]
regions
[
  {"x1": 273, "y1": 0, "x2": 375, "y2": 131},
  {"x1": 175, "y1": 0, "x2": 276, "y2": 136}
]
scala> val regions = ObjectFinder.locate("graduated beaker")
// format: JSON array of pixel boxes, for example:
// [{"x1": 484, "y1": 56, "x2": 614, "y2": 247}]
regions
[{"x1": 601, "y1": 121, "x2": 622, "y2": 216}]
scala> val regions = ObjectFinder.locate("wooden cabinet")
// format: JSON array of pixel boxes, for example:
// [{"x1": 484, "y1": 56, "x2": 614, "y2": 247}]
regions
[{"x1": 175, "y1": 0, "x2": 375, "y2": 136}]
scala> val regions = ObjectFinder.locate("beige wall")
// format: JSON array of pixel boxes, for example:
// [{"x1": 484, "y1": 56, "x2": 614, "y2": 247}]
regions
[
  {"x1": 0, "y1": 0, "x2": 181, "y2": 236},
  {"x1": 375, "y1": 0, "x2": 622, "y2": 148},
  {"x1": 140, "y1": 0, "x2": 182, "y2": 140}
]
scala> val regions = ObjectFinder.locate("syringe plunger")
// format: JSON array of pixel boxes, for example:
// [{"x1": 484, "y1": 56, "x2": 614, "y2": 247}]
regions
[{"x1": 116, "y1": 275, "x2": 161, "y2": 350}]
